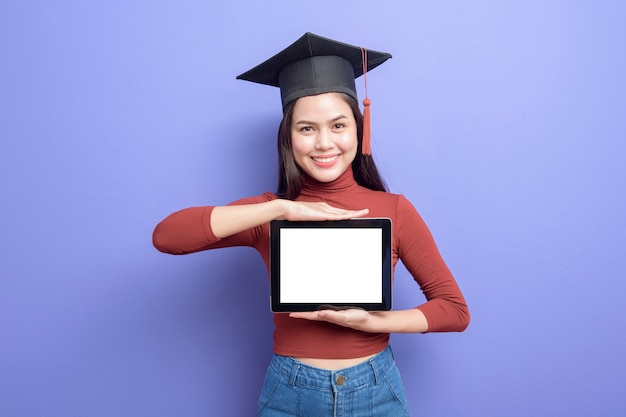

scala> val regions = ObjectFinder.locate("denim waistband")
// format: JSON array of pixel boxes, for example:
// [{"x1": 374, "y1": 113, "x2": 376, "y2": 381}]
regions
[{"x1": 269, "y1": 345, "x2": 395, "y2": 392}]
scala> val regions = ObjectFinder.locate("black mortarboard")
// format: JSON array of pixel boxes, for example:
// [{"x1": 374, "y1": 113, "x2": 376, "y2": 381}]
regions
[{"x1": 236, "y1": 32, "x2": 392, "y2": 109}]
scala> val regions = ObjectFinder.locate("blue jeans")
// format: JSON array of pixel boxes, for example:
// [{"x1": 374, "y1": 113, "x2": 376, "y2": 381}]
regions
[{"x1": 257, "y1": 345, "x2": 410, "y2": 417}]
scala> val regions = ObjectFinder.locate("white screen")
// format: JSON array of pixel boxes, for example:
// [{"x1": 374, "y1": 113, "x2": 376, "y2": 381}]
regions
[{"x1": 279, "y1": 228, "x2": 382, "y2": 303}]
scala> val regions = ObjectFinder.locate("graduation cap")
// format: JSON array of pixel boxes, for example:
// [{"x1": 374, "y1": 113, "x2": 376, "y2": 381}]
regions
[{"x1": 236, "y1": 32, "x2": 392, "y2": 155}]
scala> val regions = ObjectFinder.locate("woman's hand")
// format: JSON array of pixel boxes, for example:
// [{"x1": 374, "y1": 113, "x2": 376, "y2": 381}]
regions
[
  {"x1": 289, "y1": 309, "x2": 376, "y2": 332},
  {"x1": 210, "y1": 200, "x2": 367, "y2": 239},
  {"x1": 282, "y1": 201, "x2": 369, "y2": 221},
  {"x1": 289, "y1": 308, "x2": 430, "y2": 334}
]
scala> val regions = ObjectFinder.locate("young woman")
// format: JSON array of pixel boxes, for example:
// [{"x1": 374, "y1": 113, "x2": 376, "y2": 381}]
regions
[{"x1": 153, "y1": 33, "x2": 469, "y2": 417}]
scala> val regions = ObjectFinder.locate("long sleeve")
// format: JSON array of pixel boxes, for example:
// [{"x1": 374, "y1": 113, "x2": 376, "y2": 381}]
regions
[
  {"x1": 152, "y1": 193, "x2": 276, "y2": 255},
  {"x1": 153, "y1": 206, "x2": 219, "y2": 254},
  {"x1": 152, "y1": 168, "x2": 468, "y2": 358},
  {"x1": 395, "y1": 195, "x2": 470, "y2": 332}
]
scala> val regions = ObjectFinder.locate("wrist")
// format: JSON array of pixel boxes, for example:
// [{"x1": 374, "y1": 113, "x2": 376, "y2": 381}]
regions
[{"x1": 272, "y1": 199, "x2": 290, "y2": 220}]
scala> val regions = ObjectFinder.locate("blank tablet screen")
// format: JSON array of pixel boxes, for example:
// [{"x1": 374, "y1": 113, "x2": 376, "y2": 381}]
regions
[{"x1": 269, "y1": 218, "x2": 392, "y2": 312}]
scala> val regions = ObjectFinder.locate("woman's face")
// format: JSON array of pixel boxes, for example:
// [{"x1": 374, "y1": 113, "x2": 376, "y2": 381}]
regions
[{"x1": 290, "y1": 93, "x2": 358, "y2": 183}]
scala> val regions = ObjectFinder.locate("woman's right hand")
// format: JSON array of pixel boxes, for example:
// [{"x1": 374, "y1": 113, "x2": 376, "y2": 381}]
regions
[
  {"x1": 281, "y1": 200, "x2": 369, "y2": 221},
  {"x1": 210, "y1": 199, "x2": 368, "y2": 239},
  {"x1": 154, "y1": 199, "x2": 370, "y2": 253}
]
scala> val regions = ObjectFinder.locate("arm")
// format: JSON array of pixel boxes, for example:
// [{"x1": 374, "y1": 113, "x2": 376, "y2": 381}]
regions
[
  {"x1": 153, "y1": 194, "x2": 369, "y2": 255},
  {"x1": 291, "y1": 195, "x2": 469, "y2": 334},
  {"x1": 396, "y1": 195, "x2": 470, "y2": 332}
]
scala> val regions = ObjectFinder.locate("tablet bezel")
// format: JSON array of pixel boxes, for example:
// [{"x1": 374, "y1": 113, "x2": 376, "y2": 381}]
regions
[{"x1": 269, "y1": 218, "x2": 392, "y2": 313}]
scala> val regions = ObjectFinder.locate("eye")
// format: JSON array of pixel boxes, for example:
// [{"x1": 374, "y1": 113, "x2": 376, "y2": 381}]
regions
[
  {"x1": 333, "y1": 123, "x2": 346, "y2": 130},
  {"x1": 299, "y1": 126, "x2": 313, "y2": 132}
]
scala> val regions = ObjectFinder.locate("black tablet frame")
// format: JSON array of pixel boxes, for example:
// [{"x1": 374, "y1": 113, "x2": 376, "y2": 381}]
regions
[{"x1": 269, "y1": 218, "x2": 392, "y2": 313}]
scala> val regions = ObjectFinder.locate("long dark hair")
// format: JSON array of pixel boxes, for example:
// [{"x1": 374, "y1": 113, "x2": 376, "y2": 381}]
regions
[{"x1": 276, "y1": 93, "x2": 388, "y2": 199}]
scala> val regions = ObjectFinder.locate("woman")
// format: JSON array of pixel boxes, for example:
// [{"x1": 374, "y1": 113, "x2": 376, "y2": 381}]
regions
[{"x1": 153, "y1": 33, "x2": 469, "y2": 417}]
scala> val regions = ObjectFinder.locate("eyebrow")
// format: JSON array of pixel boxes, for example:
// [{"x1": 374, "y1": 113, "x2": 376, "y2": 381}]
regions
[{"x1": 294, "y1": 115, "x2": 350, "y2": 125}]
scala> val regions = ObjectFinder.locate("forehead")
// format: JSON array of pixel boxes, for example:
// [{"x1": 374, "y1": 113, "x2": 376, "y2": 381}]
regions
[{"x1": 292, "y1": 93, "x2": 353, "y2": 120}]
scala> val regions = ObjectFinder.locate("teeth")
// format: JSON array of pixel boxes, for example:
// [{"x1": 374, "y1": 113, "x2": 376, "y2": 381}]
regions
[{"x1": 312, "y1": 156, "x2": 338, "y2": 163}]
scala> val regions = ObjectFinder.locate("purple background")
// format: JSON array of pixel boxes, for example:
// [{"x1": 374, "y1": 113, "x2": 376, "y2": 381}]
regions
[{"x1": 2, "y1": 1, "x2": 625, "y2": 416}]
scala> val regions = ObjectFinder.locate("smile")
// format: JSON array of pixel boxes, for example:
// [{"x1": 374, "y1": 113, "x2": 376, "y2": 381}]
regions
[{"x1": 311, "y1": 155, "x2": 339, "y2": 163}]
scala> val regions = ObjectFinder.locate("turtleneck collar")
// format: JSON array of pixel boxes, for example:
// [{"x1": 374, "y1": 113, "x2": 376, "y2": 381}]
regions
[{"x1": 299, "y1": 166, "x2": 359, "y2": 197}]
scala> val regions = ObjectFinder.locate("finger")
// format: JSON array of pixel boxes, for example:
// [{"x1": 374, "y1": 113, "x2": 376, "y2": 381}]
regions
[
  {"x1": 289, "y1": 312, "x2": 322, "y2": 320},
  {"x1": 349, "y1": 208, "x2": 369, "y2": 218},
  {"x1": 289, "y1": 310, "x2": 339, "y2": 322},
  {"x1": 329, "y1": 208, "x2": 369, "y2": 219}
]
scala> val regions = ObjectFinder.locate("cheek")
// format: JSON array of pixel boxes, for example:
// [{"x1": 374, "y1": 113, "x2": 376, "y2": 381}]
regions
[
  {"x1": 339, "y1": 131, "x2": 359, "y2": 152},
  {"x1": 290, "y1": 135, "x2": 311, "y2": 158}
]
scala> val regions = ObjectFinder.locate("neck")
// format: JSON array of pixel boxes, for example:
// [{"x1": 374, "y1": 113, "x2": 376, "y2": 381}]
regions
[{"x1": 299, "y1": 167, "x2": 358, "y2": 196}]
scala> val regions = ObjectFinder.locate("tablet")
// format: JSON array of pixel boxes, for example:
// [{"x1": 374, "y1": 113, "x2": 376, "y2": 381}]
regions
[{"x1": 269, "y1": 218, "x2": 392, "y2": 312}]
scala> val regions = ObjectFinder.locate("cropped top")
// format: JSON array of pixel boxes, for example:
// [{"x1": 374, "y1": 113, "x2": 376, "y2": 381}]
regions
[{"x1": 152, "y1": 167, "x2": 469, "y2": 359}]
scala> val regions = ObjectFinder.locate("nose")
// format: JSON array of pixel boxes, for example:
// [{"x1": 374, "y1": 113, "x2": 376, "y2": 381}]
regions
[{"x1": 314, "y1": 129, "x2": 333, "y2": 150}]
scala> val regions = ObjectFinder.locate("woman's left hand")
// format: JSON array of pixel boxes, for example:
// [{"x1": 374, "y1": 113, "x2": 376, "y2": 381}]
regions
[
  {"x1": 289, "y1": 308, "x2": 430, "y2": 334},
  {"x1": 289, "y1": 309, "x2": 379, "y2": 333}
]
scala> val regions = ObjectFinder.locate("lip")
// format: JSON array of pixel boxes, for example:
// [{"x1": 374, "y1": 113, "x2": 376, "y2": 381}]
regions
[{"x1": 310, "y1": 154, "x2": 340, "y2": 167}]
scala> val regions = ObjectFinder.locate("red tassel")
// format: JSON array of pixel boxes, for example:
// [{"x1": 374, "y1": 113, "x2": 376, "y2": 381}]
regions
[
  {"x1": 362, "y1": 98, "x2": 371, "y2": 155},
  {"x1": 360, "y1": 47, "x2": 372, "y2": 156}
]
